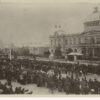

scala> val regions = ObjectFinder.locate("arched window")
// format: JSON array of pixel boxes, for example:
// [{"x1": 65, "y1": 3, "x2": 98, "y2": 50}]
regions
[{"x1": 74, "y1": 49, "x2": 77, "y2": 52}]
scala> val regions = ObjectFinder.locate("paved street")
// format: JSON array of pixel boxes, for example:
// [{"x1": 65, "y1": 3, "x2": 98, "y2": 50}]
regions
[{"x1": 37, "y1": 57, "x2": 99, "y2": 66}]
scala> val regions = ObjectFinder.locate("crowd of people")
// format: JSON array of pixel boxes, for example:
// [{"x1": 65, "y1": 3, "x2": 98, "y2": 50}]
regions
[{"x1": 0, "y1": 58, "x2": 100, "y2": 94}]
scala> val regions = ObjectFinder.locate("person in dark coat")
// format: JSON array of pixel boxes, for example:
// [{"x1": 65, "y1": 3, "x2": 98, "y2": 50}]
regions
[
  {"x1": 74, "y1": 78, "x2": 80, "y2": 94},
  {"x1": 64, "y1": 77, "x2": 71, "y2": 94},
  {"x1": 57, "y1": 77, "x2": 63, "y2": 92},
  {"x1": 80, "y1": 78, "x2": 88, "y2": 94},
  {"x1": 93, "y1": 79, "x2": 99, "y2": 94}
]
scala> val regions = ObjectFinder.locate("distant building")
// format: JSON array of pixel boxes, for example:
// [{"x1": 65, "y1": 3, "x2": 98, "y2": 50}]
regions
[
  {"x1": 29, "y1": 46, "x2": 49, "y2": 56},
  {"x1": 49, "y1": 7, "x2": 100, "y2": 60}
]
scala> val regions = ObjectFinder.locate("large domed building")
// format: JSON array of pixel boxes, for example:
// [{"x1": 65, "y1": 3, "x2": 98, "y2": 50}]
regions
[
  {"x1": 84, "y1": 7, "x2": 100, "y2": 32},
  {"x1": 49, "y1": 7, "x2": 100, "y2": 61}
]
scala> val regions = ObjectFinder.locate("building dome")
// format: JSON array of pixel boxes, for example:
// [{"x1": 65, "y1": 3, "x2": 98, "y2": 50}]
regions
[{"x1": 85, "y1": 7, "x2": 100, "y2": 22}]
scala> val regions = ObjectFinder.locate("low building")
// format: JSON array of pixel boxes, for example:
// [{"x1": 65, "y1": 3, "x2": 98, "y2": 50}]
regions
[{"x1": 29, "y1": 46, "x2": 49, "y2": 56}]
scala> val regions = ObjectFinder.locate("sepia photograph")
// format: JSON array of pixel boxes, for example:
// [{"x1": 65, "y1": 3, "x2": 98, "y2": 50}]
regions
[{"x1": 0, "y1": 0, "x2": 100, "y2": 96}]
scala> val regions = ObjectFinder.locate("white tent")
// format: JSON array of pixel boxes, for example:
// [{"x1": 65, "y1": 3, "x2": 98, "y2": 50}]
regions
[
  {"x1": 68, "y1": 52, "x2": 83, "y2": 56},
  {"x1": 67, "y1": 52, "x2": 83, "y2": 61}
]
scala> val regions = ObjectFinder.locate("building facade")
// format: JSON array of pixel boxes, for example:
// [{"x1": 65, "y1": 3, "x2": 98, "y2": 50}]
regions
[{"x1": 49, "y1": 7, "x2": 100, "y2": 60}]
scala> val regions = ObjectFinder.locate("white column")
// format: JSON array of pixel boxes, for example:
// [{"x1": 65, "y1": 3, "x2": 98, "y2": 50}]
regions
[
  {"x1": 74, "y1": 55, "x2": 77, "y2": 61},
  {"x1": 86, "y1": 47, "x2": 88, "y2": 56},
  {"x1": 92, "y1": 48, "x2": 94, "y2": 58}
]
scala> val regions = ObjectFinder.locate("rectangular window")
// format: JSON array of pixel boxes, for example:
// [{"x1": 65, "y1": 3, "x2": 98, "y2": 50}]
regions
[
  {"x1": 73, "y1": 37, "x2": 76, "y2": 44},
  {"x1": 81, "y1": 37, "x2": 85, "y2": 44},
  {"x1": 71, "y1": 38, "x2": 73, "y2": 45},
  {"x1": 65, "y1": 40, "x2": 68, "y2": 45},
  {"x1": 78, "y1": 37, "x2": 81, "y2": 44},
  {"x1": 96, "y1": 37, "x2": 100, "y2": 44},
  {"x1": 68, "y1": 38, "x2": 72, "y2": 45}
]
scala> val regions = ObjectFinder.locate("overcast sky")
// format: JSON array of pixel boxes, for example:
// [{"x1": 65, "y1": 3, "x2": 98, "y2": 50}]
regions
[{"x1": 0, "y1": 0, "x2": 100, "y2": 47}]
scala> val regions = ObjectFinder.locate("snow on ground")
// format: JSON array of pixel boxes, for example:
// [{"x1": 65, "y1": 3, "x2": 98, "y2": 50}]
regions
[
  {"x1": 86, "y1": 74, "x2": 100, "y2": 81},
  {"x1": 0, "y1": 80, "x2": 66, "y2": 95},
  {"x1": 0, "y1": 73, "x2": 100, "y2": 95}
]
